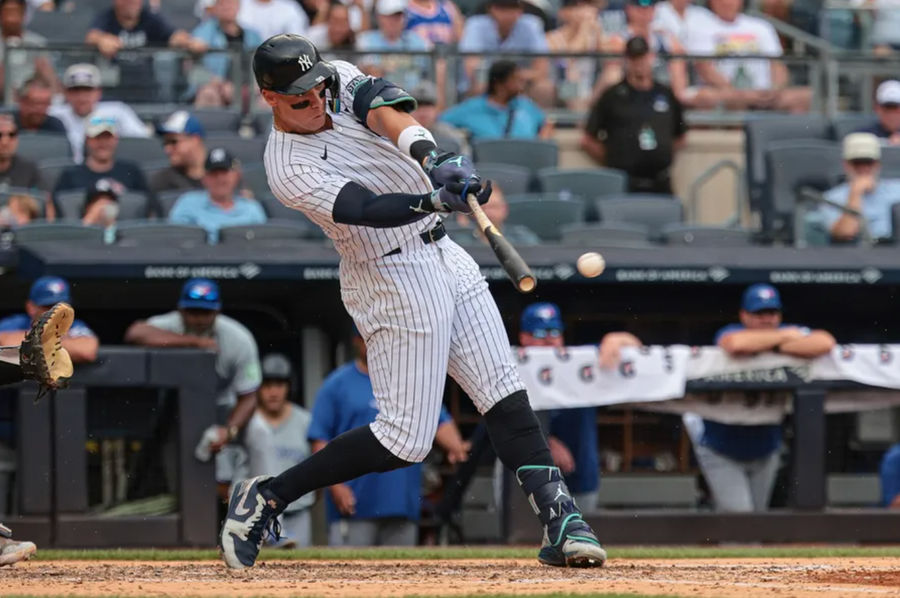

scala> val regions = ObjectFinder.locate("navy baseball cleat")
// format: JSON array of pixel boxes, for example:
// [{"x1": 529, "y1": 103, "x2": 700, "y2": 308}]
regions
[
  {"x1": 0, "y1": 523, "x2": 36, "y2": 567},
  {"x1": 220, "y1": 475, "x2": 286, "y2": 569},
  {"x1": 517, "y1": 465, "x2": 607, "y2": 568}
]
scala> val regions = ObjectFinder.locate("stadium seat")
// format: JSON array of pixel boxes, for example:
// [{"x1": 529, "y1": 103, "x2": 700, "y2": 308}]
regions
[
  {"x1": 37, "y1": 157, "x2": 76, "y2": 192},
  {"x1": 474, "y1": 163, "x2": 533, "y2": 195},
  {"x1": 241, "y1": 163, "x2": 270, "y2": 198},
  {"x1": 54, "y1": 189, "x2": 148, "y2": 220},
  {"x1": 504, "y1": 195, "x2": 586, "y2": 241},
  {"x1": 115, "y1": 221, "x2": 208, "y2": 245},
  {"x1": 661, "y1": 224, "x2": 756, "y2": 246},
  {"x1": 115, "y1": 137, "x2": 168, "y2": 164},
  {"x1": 13, "y1": 223, "x2": 105, "y2": 243},
  {"x1": 252, "y1": 112, "x2": 274, "y2": 136},
  {"x1": 54, "y1": 190, "x2": 88, "y2": 220},
  {"x1": 764, "y1": 140, "x2": 842, "y2": 239},
  {"x1": 219, "y1": 219, "x2": 319, "y2": 243},
  {"x1": 559, "y1": 222, "x2": 651, "y2": 247},
  {"x1": 595, "y1": 194, "x2": 683, "y2": 240},
  {"x1": 29, "y1": 10, "x2": 95, "y2": 44},
  {"x1": 891, "y1": 203, "x2": 900, "y2": 243},
  {"x1": 190, "y1": 109, "x2": 243, "y2": 134},
  {"x1": 17, "y1": 133, "x2": 71, "y2": 162},
  {"x1": 257, "y1": 193, "x2": 326, "y2": 238},
  {"x1": 880, "y1": 146, "x2": 900, "y2": 178},
  {"x1": 472, "y1": 139, "x2": 558, "y2": 171},
  {"x1": 744, "y1": 115, "x2": 829, "y2": 231},
  {"x1": 830, "y1": 113, "x2": 873, "y2": 141},
  {"x1": 156, "y1": 190, "x2": 186, "y2": 217},
  {"x1": 206, "y1": 134, "x2": 267, "y2": 165},
  {"x1": 536, "y1": 167, "x2": 628, "y2": 200}
]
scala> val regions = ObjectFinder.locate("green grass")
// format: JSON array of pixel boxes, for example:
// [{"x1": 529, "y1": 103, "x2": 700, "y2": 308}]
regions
[{"x1": 30, "y1": 544, "x2": 900, "y2": 562}]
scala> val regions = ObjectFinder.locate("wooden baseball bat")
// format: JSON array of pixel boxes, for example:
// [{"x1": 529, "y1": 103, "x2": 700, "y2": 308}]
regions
[{"x1": 466, "y1": 194, "x2": 536, "y2": 293}]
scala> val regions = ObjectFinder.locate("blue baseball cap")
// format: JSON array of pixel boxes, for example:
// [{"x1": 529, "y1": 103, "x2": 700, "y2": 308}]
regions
[
  {"x1": 178, "y1": 278, "x2": 221, "y2": 310},
  {"x1": 156, "y1": 110, "x2": 206, "y2": 138},
  {"x1": 742, "y1": 283, "x2": 782, "y2": 313},
  {"x1": 29, "y1": 276, "x2": 71, "y2": 306},
  {"x1": 521, "y1": 302, "x2": 564, "y2": 335}
]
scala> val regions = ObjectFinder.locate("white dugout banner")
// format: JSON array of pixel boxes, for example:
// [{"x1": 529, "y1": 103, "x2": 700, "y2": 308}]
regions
[{"x1": 516, "y1": 345, "x2": 900, "y2": 425}]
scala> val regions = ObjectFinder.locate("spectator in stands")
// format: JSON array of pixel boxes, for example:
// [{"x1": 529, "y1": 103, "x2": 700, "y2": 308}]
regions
[
  {"x1": 80, "y1": 177, "x2": 120, "y2": 228},
  {"x1": 242, "y1": 354, "x2": 314, "y2": 546},
  {"x1": 356, "y1": 0, "x2": 431, "y2": 92},
  {"x1": 0, "y1": 0, "x2": 56, "y2": 100},
  {"x1": 306, "y1": 0, "x2": 357, "y2": 51},
  {"x1": 864, "y1": 0, "x2": 900, "y2": 55},
  {"x1": 125, "y1": 278, "x2": 262, "y2": 497},
  {"x1": 596, "y1": 0, "x2": 689, "y2": 101},
  {"x1": 684, "y1": 0, "x2": 811, "y2": 112},
  {"x1": 0, "y1": 114, "x2": 41, "y2": 190},
  {"x1": 0, "y1": 276, "x2": 99, "y2": 364},
  {"x1": 309, "y1": 325, "x2": 468, "y2": 546},
  {"x1": 458, "y1": 0, "x2": 550, "y2": 101},
  {"x1": 0, "y1": 192, "x2": 39, "y2": 227},
  {"x1": 49, "y1": 64, "x2": 149, "y2": 164},
  {"x1": 819, "y1": 133, "x2": 900, "y2": 243},
  {"x1": 410, "y1": 82, "x2": 467, "y2": 154},
  {"x1": 53, "y1": 115, "x2": 149, "y2": 216},
  {"x1": 191, "y1": 0, "x2": 262, "y2": 108},
  {"x1": 450, "y1": 184, "x2": 540, "y2": 245},
  {"x1": 150, "y1": 111, "x2": 208, "y2": 195},
  {"x1": 406, "y1": 0, "x2": 464, "y2": 45},
  {"x1": 237, "y1": 0, "x2": 309, "y2": 41},
  {"x1": 695, "y1": 283, "x2": 835, "y2": 512},
  {"x1": 168, "y1": 148, "x2": 266, "y2": 243},
  {"x1": 858, "y1": 80, "x2": 900, "y2": 145},
  {"x1": 880, "y1": 443, "x2": 900, "y2": 508},
  {"x1": 13, "y1": 77, "x2": 66, "y2": 135},
  {"x1": 545, "y1": 0, "x2": 606, "y2": 111},
  {"x1": 439, "y1": 60, "x2": 552, "y2": 141},
  {"x1": 582, "y1": 37, "x2": 687, "y2": 193},
  {"x1": 86, "y1": 0, "x2": 208, "y2": 59},
  {"x1": 652, "y1": 0, "x2": 713, "y2": 46}
]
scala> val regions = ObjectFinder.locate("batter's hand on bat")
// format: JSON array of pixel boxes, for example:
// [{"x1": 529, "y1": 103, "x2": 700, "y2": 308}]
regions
[
  {"x1": 423, "y1": 151, "x2": 481, "y2": 193},
  {"x1": 430, "y1": 179, "x2": 492, "y2": 213}
]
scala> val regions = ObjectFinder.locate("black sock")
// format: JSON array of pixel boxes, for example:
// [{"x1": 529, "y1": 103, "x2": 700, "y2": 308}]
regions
[
  {"x1": 484, "y1": 390, "x2": 553, "y2": 471},
  {"x1": 263, "y1": 424, "x2": 411, "y2": 504}
]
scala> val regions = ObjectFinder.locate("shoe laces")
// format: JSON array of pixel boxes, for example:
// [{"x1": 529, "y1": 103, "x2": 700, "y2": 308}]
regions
[{"x1": 265, "y1": 516, "x2": 282, "y2": 545}]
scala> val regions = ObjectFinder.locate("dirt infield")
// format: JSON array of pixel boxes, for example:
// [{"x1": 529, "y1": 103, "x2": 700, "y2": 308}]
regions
[{"x1": 3, "y1": 557, "x2": 900, "y2": 597}]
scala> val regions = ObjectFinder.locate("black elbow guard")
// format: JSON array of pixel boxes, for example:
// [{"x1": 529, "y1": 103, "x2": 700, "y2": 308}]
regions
[{"x1": 351, "y1": 77, "x2": 417, "y2": 127}]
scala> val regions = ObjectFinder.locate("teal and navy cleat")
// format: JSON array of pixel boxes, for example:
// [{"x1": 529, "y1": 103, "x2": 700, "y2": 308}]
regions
[
  {"x1": 0, "y1": 523, "x2": 36, "y2": 567},
  {"x1": 219, "y1": 475, "x2": 285, "y2": 570},
  {"x1": 517, "y1": 465, "x2": 606, "y2": 568}
]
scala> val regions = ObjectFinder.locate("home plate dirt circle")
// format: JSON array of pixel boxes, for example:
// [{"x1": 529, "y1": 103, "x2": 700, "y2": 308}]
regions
[{"x1": 3, "y1": 557, "x2": 900, "y2": 597}]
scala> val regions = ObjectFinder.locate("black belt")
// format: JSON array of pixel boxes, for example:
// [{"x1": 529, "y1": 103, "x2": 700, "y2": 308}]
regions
[{"x1": 384, "y1": 222, "x2": 446, "y2": 257}]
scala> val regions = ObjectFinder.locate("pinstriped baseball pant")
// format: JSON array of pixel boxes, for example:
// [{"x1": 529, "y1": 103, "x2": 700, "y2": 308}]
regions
[{"x1": 340, "y1": 235, "x2": 525, "y2": 463}]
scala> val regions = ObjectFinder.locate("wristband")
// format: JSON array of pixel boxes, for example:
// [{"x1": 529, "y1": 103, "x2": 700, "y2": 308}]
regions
[{"x1": 397, "y1": 125, "x2": 436, "y2": 162}]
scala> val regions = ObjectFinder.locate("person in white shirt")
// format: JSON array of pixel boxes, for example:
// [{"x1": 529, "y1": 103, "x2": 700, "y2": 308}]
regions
[
  {"x1": 49, "y1": 64, "x2": 149, "y2": 164},
  {"x1": 684, "y1": 0, "x2": 810, "y2": 112},
  {"x1": 651, "y1": 0, "x2": 713, "y2": 46},
  {"x1": 237, "y1": 0, "x2": 309, "y2": 41}
]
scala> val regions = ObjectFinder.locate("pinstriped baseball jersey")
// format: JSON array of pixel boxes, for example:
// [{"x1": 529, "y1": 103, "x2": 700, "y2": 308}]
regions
[
  {"x1": 262, "y1": 58, "x2": 525, "y2": 462},
  {"x1": 264, "y1": 60, "x2": 440, "y2": 262}
]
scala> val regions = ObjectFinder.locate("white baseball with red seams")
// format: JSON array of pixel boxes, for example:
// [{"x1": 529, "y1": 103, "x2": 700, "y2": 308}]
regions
[{"x1": 263, "y1": 60, "x2": 524, "y2": 462}]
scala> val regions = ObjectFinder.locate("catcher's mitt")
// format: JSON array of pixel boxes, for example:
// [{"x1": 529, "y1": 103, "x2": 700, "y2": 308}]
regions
[{"x1": 20, "y1": 302, "x2": 74, "y2": 400}]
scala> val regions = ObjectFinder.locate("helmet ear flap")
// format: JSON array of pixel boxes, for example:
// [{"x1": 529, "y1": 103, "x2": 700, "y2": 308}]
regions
[{"x1": 326, "y1": 72, "x2": 341, "y2": 113}]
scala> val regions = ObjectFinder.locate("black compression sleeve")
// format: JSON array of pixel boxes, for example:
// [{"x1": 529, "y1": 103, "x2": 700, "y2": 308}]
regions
[{"x1": 332, "y1": 181, "x2": 435, "y2": 227}]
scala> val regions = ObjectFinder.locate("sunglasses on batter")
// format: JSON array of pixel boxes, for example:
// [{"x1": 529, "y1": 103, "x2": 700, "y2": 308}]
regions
[{"x1": 530, "y1": 328, "x2": 562, "y2": 339}]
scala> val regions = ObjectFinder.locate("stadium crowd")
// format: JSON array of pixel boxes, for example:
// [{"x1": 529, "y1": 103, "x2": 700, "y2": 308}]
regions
[{"x1": 2, "y1": 0, "x2": 900, "y2": 558}]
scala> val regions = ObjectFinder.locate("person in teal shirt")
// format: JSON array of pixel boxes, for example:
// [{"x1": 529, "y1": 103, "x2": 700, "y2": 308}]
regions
[
  {"x1": 168, "y1": 147, "x2": 266, "y2": 243},
  {"x1": 439, "y1": 60, "x2": 551, "y2": 141}
]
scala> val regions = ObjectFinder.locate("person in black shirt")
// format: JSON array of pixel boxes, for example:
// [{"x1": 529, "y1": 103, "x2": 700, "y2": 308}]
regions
[
  {"x1": 150, "y1": 110, "x2": 208, "y2": 194},
  {"x1": 857, "y1": 80, "x2": 900, "y2": 146},
  {"x1": 581, "y1": 36, "x2": 686, "y2": 194},
  {"x1": 13, "y1": 77, "x2": 67, "y2": 135},
  {"x1": 53, "y1": 115, "x2": 148, "y2": 215},
  {"x1": 0, "y1": 114, "x2": 42, "y2": 191}
]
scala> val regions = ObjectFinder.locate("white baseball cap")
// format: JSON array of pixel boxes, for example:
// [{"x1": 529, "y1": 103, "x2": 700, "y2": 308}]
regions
[
  {"x1": 85, "y1": 114, "x2": 118, "y2": 138},
  {"x1": 377, "y1": 0, "x2": 407, "y2": 15},
  {"x1": 843, "y1": 132, "x2": 881, "y2": 161},
  {"x1": 63, "y1": 63, "x2": 101, "y2": 89},
  {"x1": 876, "y1": 80, "x2": 900, "y2": 106}
]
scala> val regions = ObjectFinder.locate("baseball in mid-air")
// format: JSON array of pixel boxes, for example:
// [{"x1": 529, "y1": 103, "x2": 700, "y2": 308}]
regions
[{"x1": 577, "y1": 252, "x2": 606, "y2": 278}]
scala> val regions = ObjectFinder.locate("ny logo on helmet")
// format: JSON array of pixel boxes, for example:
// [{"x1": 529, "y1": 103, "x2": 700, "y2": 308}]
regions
[{"x1": 298, "y1": 54, "x2": 313, "y2": 70}]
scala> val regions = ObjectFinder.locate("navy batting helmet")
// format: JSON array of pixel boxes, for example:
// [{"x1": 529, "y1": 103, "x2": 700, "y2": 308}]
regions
[{"x1": 253, "y1": 34, "x2": 340, "y2": 110}]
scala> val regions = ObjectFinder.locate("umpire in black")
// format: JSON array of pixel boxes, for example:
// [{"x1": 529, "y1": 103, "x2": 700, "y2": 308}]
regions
[{"x1": 581, "y1": 36, "x2": 686, "y2": 194}]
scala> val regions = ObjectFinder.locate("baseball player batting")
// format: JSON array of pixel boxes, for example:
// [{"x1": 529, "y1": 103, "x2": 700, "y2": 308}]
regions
[{"x1": 219, "y1": 34, "x2": 605, "y2": 570}]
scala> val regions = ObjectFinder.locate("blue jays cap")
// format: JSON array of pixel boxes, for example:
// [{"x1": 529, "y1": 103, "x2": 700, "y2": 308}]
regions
[
  {"x1": 521, "y1": 302, "x2": 564, "y2": 336},
  {"x1": 156, "y1": 110, "x2": 206, "y2": 138},
  {"x1": 178, "y1": 278, "x2": 222, "y2": 310},
  {"x1": 742, "y1": 283, "x2": 782, "y2": 313},
  {"x1": 29, "y1": 276, "x2": 71, "y2": 306}
]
